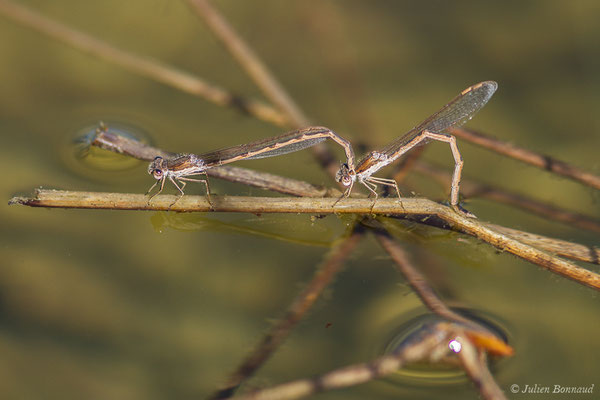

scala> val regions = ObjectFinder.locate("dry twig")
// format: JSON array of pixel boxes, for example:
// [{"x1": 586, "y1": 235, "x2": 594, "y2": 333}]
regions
[
  {"x1": 450, "y1": 127, "x2": 600, "y2": 190},
  {"x1": 186, "y1": 0, "x2": 308, "y2": 127}
]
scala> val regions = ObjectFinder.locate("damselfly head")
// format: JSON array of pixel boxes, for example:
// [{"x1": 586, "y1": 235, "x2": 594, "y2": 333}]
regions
[
  {"x1": 148, "y1": 156, "x2": 166, "y2": 180},
  {"x1": 335, "y1": 163, "x2": 353, "y2": 187}
]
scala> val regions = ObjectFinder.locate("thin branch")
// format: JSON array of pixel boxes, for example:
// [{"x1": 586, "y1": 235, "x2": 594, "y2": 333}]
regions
[
  {"x1": 208, "y1": 166, "x2": 334, "y2": 198},
  {"x1": 10, "y1": 190, "x2": 600, "y2": 290},
  {"x1": 299, "y1": 1, "x2": 379, "y2": 139},
  {"x1": 90, "y1": 126, "x2": 175, "y2": 160},
  {"x1": 413, "y1": 161, "x2": 600, "y2": 234},
  {"x1": 211, "y1": 228, "x2": 365, "y2": 399},
  {"x1": 0, "y1": 0, "x2": 288, "y2": 127},
  {"x1": 450, "y1": 127, "x2": 600, "y2": 191},
  {"x1": 186, "y1": 0, "x2": 308, "y2": 127}
]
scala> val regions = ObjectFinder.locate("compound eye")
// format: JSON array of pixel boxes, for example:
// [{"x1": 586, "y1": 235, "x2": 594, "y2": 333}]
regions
[
  {"x1": 335, "y1": 163, "x2": 349, "y2": 182},
  {"x1": 152, "y1": 169, "x2": 163, "y2": 179}
]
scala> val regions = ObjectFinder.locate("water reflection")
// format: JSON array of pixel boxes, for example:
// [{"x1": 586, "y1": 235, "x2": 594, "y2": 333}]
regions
[
  {"x1": 149, "y1": 211, "x2": 344, "y2": 247},
  {"x1": 63, "y1": 122, "x2": 151, "y2": 179}
]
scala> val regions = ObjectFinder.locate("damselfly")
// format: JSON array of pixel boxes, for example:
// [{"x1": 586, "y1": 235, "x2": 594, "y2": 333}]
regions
[
  {"x1": 147, "y1": 126, "x2": 355, "y2": 205},
  {"x1": 335, "y1": 81, "x2": 497, "y2": 212}
]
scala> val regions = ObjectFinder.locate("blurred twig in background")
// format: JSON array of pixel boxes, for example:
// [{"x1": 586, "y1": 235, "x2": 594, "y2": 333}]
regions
[
  {"x1": 210, "y1": 227, "x2": 365, "y2": 399},
  {"x1": 450, "y1": 127, "x2": 600, "y2": 190},
  {"x1": 0, "y1": 0, "x2": 289, "y2": 126}
]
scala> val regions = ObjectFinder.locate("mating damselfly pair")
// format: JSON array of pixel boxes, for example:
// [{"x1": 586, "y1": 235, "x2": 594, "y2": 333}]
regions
[{"x1": 145, "y1": 81, "x2": 497, "y2": 212}]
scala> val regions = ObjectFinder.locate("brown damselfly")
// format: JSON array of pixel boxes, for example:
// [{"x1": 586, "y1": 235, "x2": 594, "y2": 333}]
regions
[
  {"x1": 335, "y1": 81, "x2": 497, "y2": 213},
  {"x1": 147, "y1": 126, "x2": 355, "y2": 205}
]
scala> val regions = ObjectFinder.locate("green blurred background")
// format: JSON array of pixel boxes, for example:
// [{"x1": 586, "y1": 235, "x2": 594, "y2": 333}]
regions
[{"x1": 1, "y1": 1, "x2": 599, "y2": 399}]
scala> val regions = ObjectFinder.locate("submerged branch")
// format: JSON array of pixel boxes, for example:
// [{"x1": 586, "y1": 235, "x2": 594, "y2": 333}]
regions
[
  {"x1": 458, "y1": 340, "x2": 508, "y2": 400},
  {"x1": 377, "y1": 233, "x2": 511, "y2": 400},
  {"x1": 211, "y1": 228, "x2": 365, "y2": 399},
  {"x1": 376, "y1": 232, "x2": 479, "y2": 327},
  {"x1": 231, "y1": 325, "x2": 450, "y2": 400},
  {"x1": 232, "y1": 322, "x2": 506, "y2": 400}
]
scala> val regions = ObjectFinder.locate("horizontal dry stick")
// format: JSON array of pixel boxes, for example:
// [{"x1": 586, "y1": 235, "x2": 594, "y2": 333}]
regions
[
  {"x1": 211, "y1": 229, "x2": 365, "y2": 400},
  {"x1": 413, "y1": 161, "x2": 600, "y2": 234},
  {"x1": 450, "y1": 127, "x2": 600, "y2": 191},
  {"x1": 7, "y1": 190, "x2": 421, "y2": 213},
  {"x1": 10, "y1": 190, "x2": 600, "y2": 290},
  {"x1": 0, "y1": 0, "x2": 288, "y2": 127}
]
